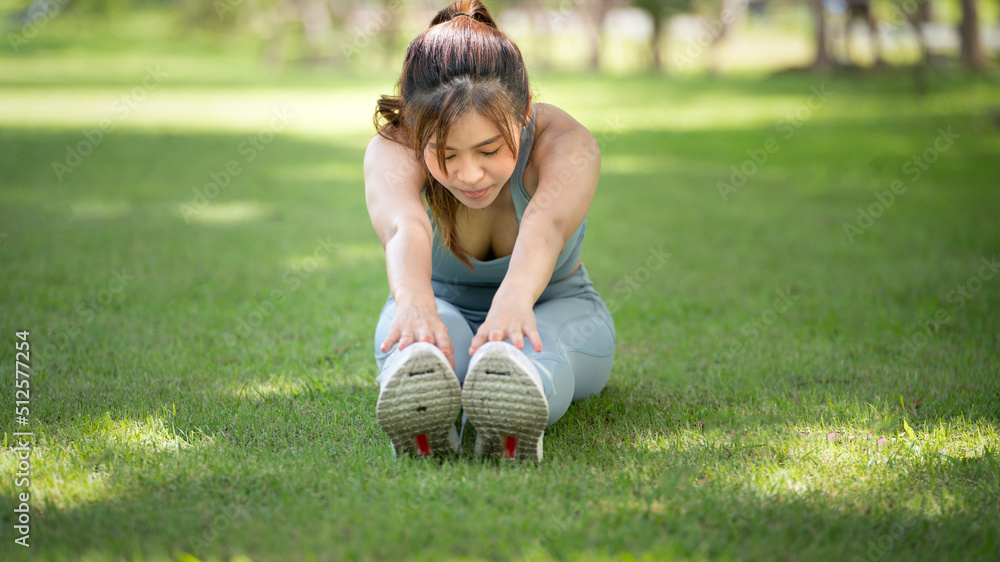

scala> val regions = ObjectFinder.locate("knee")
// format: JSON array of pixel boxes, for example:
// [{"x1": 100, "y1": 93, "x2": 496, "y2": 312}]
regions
[
  {"x1": 568, "y1": 352, "x2": 613, "y2": 401},
  {"x1": 531, "y1": 356, "x2": 574, "y2": 426},
  {"x1": 546, "y1": 377, "x2": 574, "y2": 426}
]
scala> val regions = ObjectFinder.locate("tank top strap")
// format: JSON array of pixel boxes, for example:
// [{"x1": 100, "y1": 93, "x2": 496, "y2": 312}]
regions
[{"x1": 510, "y1": 105, "x2": 536, "y2": 221}]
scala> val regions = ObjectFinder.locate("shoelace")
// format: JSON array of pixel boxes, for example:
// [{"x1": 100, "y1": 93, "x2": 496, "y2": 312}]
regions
[{"x1": 525, "y1": 356, "x2": 556, "y2": 401}]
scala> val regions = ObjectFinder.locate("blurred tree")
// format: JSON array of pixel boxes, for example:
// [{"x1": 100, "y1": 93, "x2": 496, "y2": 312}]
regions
[
  {"x1": 63, "y1": 0, "x2": 134, "y2": 14},
  {"x1": 958, "y1": 0, "x2": 987, "y2": 72},
  {"x1": 294, "y1": 0, "x2": 335, "y2": 63},
  {"x1": 526, "y1": 0, "x2": 554, "y2": 71},
  {"x1": 886, "y1": 0, "x2": 932, "y2": 93},
  {"x1": 180, "y1": 0, "x2": 349, "y2": 71},
  {"x1": 700, "y1": 0, "x2": 747, "y2": 75},
  {"x1": 842, "y1": 0, "x2": 883, "y2": 66},
  {"x1": 375, "y1": 0, "x2": 402, "y2": 66},
  {"x1": 579, "y1": 0, "x2": 616, "y2": 70},
  {"x1": 632, "y1": 0, "x2": 696, "y2": 70},
  {"x1": 811, "y1": 0, "x2": 832, "y2": 70}
]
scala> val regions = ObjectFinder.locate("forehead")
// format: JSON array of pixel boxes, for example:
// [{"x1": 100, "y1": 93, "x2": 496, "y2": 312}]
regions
[{"x1": 431, "y1": 111, "x2": 516, "y2": 148}]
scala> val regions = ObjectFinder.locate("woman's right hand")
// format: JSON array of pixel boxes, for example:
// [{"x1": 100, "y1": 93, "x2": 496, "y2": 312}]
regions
[{"x1": 381, "y1": 300, "x2": 455, "y2": 369}]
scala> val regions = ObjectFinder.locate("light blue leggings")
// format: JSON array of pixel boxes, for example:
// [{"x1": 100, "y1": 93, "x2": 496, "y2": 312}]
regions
[{"x1": 373, "y1": 264, "x2": 616, "y2": 426}]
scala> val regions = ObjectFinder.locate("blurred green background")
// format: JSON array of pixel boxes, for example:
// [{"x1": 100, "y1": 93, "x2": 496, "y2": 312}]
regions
[
  {"x1": 1, "y1": 1, "x2": 999, "y2": 561},
  {"x1": 3, "y1": 0, "x2": 998, "y2": 75}
]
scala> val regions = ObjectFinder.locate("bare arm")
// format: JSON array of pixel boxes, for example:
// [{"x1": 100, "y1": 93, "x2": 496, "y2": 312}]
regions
[
  {"x1": 469, "y1": 104, "x2": 601, "y2": 354},
  {"x1": 364, "y1": 134, "x2": 454, "y2": 364}
]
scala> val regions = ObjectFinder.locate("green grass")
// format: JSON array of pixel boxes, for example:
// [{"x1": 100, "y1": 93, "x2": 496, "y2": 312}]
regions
[{"x1": 1, "y1": 9, "x2": 1000, "y2": 562}]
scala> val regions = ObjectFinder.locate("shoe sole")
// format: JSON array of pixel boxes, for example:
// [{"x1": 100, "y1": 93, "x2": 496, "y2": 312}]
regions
[
  {"x1": 375, "y1": 345, "x2": 461, "y2": 458},
  {"x1": 463, "y1": 345, "x2": 548, "y2": 462}
]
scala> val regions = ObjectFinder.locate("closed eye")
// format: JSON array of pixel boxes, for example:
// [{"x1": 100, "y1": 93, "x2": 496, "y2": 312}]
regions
[{"x1": 440, "y1": 148, "x2": 499, "y2": 161}]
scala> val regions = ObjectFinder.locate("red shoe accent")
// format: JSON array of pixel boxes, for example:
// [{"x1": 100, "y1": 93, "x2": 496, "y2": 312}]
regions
[
  {"x1": 416, "y1": 434, "x2": 431, "y2": 456},
  {"x1": 505, "y1": 436, "x2": 517, "y2": 458}
]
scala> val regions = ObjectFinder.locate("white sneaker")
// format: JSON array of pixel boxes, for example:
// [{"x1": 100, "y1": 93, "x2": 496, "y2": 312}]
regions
[
  {"x1": 375, "y1": 342, "x2": 462, "y2": 458},
  {"x1": 462, "y1": 341, "x2": 549, "y2": 462}
]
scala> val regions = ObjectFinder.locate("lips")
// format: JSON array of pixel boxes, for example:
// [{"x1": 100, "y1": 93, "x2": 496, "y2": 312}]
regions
[{"x1": 460, "y1": 186, "x2": 491, "y2": 200}]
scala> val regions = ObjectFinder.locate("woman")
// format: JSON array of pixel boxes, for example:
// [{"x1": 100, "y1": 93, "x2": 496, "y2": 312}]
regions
[{"x1": 365, "y1": 0, "x2": 615, "y2": 462}]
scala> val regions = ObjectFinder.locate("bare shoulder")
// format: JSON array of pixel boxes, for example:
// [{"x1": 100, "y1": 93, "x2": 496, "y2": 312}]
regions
[
  {"x1": 365, "y1": 132, "x2": 421, "y2": 185},
  {"x1": 366, "y1": 130, "x2": 412, "y2": 156},
  {"x1": 533, "y1": 103, "x2": 592, "y2": 148},
  {"x1": 530, "y1": 103, "x2": 599, "y2": 170},
  {"x1": 522, "y1": 103, "x2": 600, "y2": 198}
]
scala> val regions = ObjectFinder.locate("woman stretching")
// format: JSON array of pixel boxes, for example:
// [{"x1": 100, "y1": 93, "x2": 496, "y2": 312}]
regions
[{"x1": 365, "y1": 0, "x2": 615, "y2": 462}]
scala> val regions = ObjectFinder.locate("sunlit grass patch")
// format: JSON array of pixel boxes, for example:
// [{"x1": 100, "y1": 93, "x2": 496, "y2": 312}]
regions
[
  {"x1": 181, "y1": 200, "x2": 268, "y2": 224},
  {"x1": 0, "y1": 13, "x2": 999, "y2": 561},
  {"x1": 1, "y1": 413, "x2": 209, "y2": 511}
]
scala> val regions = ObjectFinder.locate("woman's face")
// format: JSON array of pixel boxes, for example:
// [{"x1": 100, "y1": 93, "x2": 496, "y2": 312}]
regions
[{"x1": 423, "y1": 111, "x2": 520, "y2": 210}]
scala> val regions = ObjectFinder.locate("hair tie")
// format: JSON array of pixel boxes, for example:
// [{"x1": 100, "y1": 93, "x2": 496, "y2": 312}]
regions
[{"x1": 453, "y1": 12, "x2": 473, "y2": 19}]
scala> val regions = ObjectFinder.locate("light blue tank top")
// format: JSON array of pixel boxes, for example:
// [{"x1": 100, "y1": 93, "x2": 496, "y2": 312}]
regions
[{"x1": 428, "y1": 105, "x2": 587, "y2": 290}]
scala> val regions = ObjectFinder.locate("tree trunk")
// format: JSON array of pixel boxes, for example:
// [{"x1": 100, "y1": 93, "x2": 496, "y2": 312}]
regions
[
  {"x1": 582, "y1": 0, "x2": 611, "y2": 71},
  {"x1": 905, "y1": 0, "x2": 932, "y2": 95},
  {"x1": 959, "y1": 0, "x2": 988, "y2": 72},
  {"x1": 863, "y1": 2, "x2": 884, "y2": 67},
  {"x1": 651, "y1": 12, "x2": 664, "y2": 71},
  {"x1": 296, "y1": 0, "x2": 334, "y2": 64},
  {"x1": 812, "y1": 0, "x2": 832, "y2": 70},
  {"x1": 529, "y1": 0, "x2": 553, "y2": 72},
  {"x1": 380, "y1": 0, "x2": 400, "y2": 69},
  {"x1": 707, "y1": 0, "x2": 746, "y2": 75},
  {"x1": 262, "y1": 1, "x2": 293, "y2": 73}
]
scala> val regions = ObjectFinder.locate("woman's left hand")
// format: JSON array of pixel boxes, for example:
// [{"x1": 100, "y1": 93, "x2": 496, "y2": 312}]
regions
[{"x1": 470, "y1": 293, "x2": 543, "y2": 356}]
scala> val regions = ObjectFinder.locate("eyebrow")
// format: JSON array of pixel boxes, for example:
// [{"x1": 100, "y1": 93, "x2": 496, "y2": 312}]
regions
[{"x1": 428, "y1": 135, "x2": 502, "y2": 151}]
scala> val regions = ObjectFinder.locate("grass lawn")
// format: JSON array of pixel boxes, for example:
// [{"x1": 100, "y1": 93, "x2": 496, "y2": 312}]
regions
[{"x1": 1, "y1": 10, "x2": 1000, "y2": 562}]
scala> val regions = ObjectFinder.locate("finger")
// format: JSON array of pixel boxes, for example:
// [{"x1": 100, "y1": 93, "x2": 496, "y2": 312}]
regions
[
  {"x1": 524, "y1": 325, "x2": 543, "y2": 353},
  {"x1": 508, "y1": 326, "x2": 524, "y2": 350},
  {"x1": 469, "y1": 329, "x2": 488, "y2": 355},
  {"x1": 381, "y1": 325, "x2": 400, "y2": 353},
  {"x1": 398, "y1": 330, "x2": 414, "y2": 349},
  {"x1": 488, "y1": 327, "x2": 505, "y2": 342},
  {"x1": 435, "y1": 328, "x2": 454, "y2": 368},
  {"x1": 415, "y1": 322, "x2": 434, "y2": 344}
]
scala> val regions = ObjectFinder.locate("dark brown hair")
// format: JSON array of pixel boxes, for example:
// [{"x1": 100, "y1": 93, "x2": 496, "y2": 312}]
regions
[{"x1": 374, "y1": 0, "x2": 532, "y2": 268}]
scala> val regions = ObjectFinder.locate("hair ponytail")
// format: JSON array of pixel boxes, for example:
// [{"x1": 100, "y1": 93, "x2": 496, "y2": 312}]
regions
[{"x1": 430, "y1": 0, "x2": 498, "y2": 27}]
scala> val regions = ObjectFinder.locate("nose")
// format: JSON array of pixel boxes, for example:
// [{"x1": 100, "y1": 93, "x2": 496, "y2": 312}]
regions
[{"x1": 451, "y1": 156, "x2": 484, "y2": 187}]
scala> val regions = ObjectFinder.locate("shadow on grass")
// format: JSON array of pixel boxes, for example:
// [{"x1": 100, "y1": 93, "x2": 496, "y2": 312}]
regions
[
  {"x1": 2, "y1": 373, "x2": 997, "y2": 561},
  {"x1": 0, "y1": 107, "x2": 998, "y2": 559}
]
